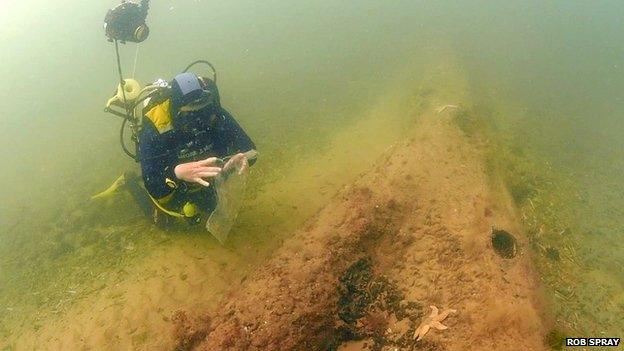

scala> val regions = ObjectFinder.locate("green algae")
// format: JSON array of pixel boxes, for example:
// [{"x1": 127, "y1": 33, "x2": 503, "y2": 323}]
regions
[{"x1": 482, "y1": 105, "x2": 624, "y2": 339}]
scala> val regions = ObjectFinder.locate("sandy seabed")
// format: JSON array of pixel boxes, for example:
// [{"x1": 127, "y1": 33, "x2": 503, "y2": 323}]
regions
[
  {"x1": 173, "y1": 112, "x2": 547, "y2": 351},
  {"x1": 4, "y1": 57, "x2": 550, "y2": 350}
]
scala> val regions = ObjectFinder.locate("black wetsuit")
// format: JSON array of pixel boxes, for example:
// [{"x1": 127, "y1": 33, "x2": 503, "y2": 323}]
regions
[{"x1": 138, "y1": 105, "x2": 255, "y2": 213}]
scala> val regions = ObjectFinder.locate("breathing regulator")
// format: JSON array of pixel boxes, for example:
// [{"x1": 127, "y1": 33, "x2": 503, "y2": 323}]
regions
[{"x1": 102, "y1": 0, "x2": 218, "y2": 161}]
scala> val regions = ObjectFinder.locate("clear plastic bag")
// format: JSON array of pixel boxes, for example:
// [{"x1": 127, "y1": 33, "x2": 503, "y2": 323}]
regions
[{"x1": 206, "y1": 161, "x2": 247, "y2": 244}]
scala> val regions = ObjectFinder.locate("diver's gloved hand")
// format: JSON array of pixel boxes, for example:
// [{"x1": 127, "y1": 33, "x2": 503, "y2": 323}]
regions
[
  {"x1": 174, "y1": 157, "x2": 222, "y2": 187},
  {"x1": 223, "y1": 153, "x2": 249, "y2": 175}
]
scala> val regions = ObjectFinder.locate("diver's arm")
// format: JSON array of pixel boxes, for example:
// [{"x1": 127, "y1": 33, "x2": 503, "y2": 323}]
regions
[
  {"x1": 138, "y1": 122, "x2": 179, "y2": 199},
  {"x1": 140, "y1": 122, "x2": 222, "y2": 190},
  {"x1": 173, "y1": 158, "x2": 222, "y2": 187},
  {"x1": 218, "y1": 108, "x2": 257, "y2": 166}
]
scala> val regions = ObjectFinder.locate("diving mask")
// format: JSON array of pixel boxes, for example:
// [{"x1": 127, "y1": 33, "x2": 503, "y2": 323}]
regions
[{"x1": 172, "y1": 73, "x2": 220, "y2": 112}]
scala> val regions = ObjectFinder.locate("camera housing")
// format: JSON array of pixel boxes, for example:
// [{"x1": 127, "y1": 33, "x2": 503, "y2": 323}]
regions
[{"x1": 104, "y1": 0, "x2": 150, "y2": 43}]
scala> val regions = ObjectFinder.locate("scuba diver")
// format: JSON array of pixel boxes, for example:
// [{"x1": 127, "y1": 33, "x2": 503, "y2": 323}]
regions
[
  {"x1": 138, "y1": 72, "x2": 257, "y2": 224},
  {"x1": 98, "y1": 0, "x2": 257, "y2": 230}
]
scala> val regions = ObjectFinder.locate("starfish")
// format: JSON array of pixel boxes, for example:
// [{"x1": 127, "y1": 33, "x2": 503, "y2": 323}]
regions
[{"x1": 414, "y1": 305, "x2": 456, "y2": 341}]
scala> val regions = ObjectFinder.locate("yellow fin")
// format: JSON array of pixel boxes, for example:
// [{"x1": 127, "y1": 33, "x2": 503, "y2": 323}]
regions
[{"x1": 91, "y1": 174, "x2": 127, "y2": 200}]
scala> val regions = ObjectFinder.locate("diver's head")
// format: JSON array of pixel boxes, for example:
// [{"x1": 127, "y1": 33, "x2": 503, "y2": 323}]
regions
[{"x1": 171, "y1": 72, "x2": 220, "y2": 113}]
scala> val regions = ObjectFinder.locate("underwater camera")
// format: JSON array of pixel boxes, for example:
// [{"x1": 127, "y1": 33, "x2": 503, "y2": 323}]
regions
[
  {"x1": 104, "y1": 0, "x2": 150, "y2": 43},
  {"x1": 102, "y1": 0, "x2": 220, "y2": 162}
]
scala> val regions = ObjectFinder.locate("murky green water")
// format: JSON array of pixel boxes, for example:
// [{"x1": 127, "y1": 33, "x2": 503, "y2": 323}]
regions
[{"x1": 1, "y1": 0, "x2": 623, "y2": 349}]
